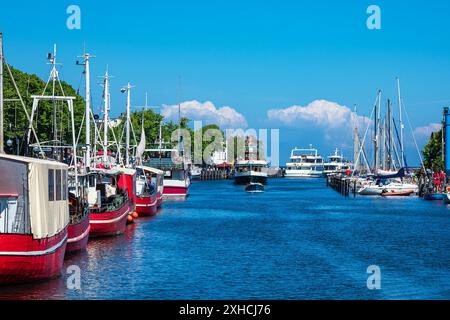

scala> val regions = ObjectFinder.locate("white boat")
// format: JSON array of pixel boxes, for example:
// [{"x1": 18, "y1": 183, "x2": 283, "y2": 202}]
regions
[
  {"x1": 145, "y1": 148, "x2": 190, "y2": 197},
  {"x1": 245, "y1": 182, "x2": 265, "y2": 193},
  {"x1": 357, "y1": 179, "x2": 419, "y2": 195},
  {"x1": 285, "y1": 147, "x2": 324, "y2": 178},
  {"x1": 234, "y1": 159, "x2": 268, "y2": 185},
  {"x1": 190, "y1": 166, "x2": 202, "y2": 180},
  {"x1": 323, "y1": 149, "x2": 351, "y2": 176}
]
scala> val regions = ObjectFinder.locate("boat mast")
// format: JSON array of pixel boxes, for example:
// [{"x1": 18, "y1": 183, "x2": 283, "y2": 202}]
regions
[
  {"x1": 387, "y1": 99, "x2": 393, "y2": 170},
  {"x1": 79, "y1": 51, "x2": 94, "y2": 168},
  {"x1": 0, "y1": 33, "x2": 4, "y2": 154},
  {"x1": 353, "y1": 105, "x2": 360, "y2": 172},
  {"x1": 382, "y1": 116, "x2": 386, "y2": 171},
  {"x1": 49, "y1": 44, "x2": 58, "y2": 148},
  {"x1": 374, "y1": 90, "x2": 381, "y2": 174},
  {"x1": 397, "y1": 77, "x2": 405, "y2": 168},
  {"x1": 102, "y1": 69, "x2": 110, "y2": 164},
  {"x1": 123, "y1": 82, "x2": 133, "y2": 167}
]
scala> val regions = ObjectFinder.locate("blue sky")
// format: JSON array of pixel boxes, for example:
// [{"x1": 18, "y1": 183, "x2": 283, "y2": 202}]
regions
[{"x1": 1, "y1": 0, "x2": 450, "y2": 165}]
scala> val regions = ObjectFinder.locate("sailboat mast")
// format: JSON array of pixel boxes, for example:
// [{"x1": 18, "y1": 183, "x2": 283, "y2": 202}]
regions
[
  {"x1": 374, "y1": 90, "x2": 381, "y2": 174},
  {"x1": 397, "y1": 77, "x2": 405, "y2": 167},
  {"x1": 0, "y1": 33, "x2": 4, "y2": 154},
  {"x1": 386, "y1": 99, "x2": 391, "y2": 170},
  {"x1": 382, "y1": 117, "x2": 386, "y2": 170},
  {"x1": 103, "y1": 70, "x2": 110, "y2": 164},
  {"x1": 353, "y1": 105, "x2": 360, "y2": 171}
]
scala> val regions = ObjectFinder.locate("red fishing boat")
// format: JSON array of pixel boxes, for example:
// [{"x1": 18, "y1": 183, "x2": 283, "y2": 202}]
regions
[
  {"x1": 88, "y1": 168, "x2": 133, "y2": 237},
  {"x1": 0, "y1": 154, "x2": 69, "y2": 284},
  {"x1": 117, "y1": 167, "x2": 137, "y2": 214},
  {"x1": 146, "y1": 148, "x2": 190, "y2": 198},
  {"x1": 149, "y1": 167, "x2": 164, "y2": 207},
  {"x1": 135, "y1": 166, "x2": 163, "y2": 216}
]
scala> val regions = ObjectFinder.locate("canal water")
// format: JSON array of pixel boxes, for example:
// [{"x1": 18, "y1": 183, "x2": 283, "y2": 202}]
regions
[{"x1": 1, "y1": 178, "x2": 449, "y2": 299}]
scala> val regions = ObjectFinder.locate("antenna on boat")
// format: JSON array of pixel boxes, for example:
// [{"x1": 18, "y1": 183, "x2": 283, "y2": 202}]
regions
[{"x1": 0, "y1": 32, "x2": 4, "y2": 154}]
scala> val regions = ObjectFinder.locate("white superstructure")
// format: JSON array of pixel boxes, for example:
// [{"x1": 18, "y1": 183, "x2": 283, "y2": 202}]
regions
[
  {"x1": 323, "y1": 149, "x2": 351, "y2": 176},
  {"x1": 285, "y1": 147, "x2": 324, "y2": 178}
]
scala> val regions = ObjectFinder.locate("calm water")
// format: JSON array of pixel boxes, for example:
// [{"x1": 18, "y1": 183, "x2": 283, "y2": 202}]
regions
[{"x1": 1, "y1": 178, "x2": 450, "y2": 300}]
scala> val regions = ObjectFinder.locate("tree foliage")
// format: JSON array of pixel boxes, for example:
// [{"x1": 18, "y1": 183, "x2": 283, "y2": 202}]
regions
[
  {"x1": 2, "y1": 64, "x2": 226, "y2": 163},
  {"x1": 2, "y1": 64, "x2": 85, "y2": 149},
  {"x1": 422, "y1": 129, "x2": 444, "y2": 170}
]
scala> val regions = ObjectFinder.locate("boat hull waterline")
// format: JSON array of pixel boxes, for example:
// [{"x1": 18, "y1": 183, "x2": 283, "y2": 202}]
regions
[
  {"x1": 66, "y1": 215, "x2": 90, "y2": 254},
  {"x1": 135, "y1": 194, "x2": 158, "y2": 216},
  {"x1": 0, "y1": 228, "x2": 68, "y2": 285},
  {"x1": 89, "y1": 203, "x2": 131, "y2": 237}
]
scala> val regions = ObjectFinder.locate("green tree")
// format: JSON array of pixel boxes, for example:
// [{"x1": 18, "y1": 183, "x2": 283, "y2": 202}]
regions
[
  {"x1": 2, "y1": 64, "x2": 85, "y2": 152},
  {"x1": 422, "y1": 129, "x2": 444, "y2": 170}
]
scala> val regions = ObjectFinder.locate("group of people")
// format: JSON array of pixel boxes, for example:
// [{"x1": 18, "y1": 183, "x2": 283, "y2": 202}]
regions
[{"x1": 432, "y1": 168, "x2": 446, "y2": 192}]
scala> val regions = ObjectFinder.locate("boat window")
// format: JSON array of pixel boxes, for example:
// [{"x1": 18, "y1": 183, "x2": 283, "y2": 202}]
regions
[
  {"x1": 55, "y1": 170, "x2": 62, "y2": 201},
  {"x1": 62, "y1": 170, "x2": 68, "y2": 201},
  {"x1": 0, "y1": 195, "x2": 29, "y2": 234},
  {"x1": 48, "y1": 169, "x2": 55, "y2": 201}
]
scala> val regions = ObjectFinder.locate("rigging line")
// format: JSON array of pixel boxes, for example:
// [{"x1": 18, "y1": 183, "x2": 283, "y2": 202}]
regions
[
  {"x1": 130, "y1": 118, "x2": 138, "y2": 147},
  {"x1": 403, "y1": 101, "x2": 426, "y2": 172},
  {"x1": 109, "y1": 121, "x2": 122, "y2": 163},
  {"x1": 352, "y1": 94, "x2": 378, "y2": 175},
  {"x1": 3, "y1": 58, "x2": 44, "y2": 157},
  {"x1": 75, "y1": 109, "x2": 86, "y2": 147},
  {"x1": 393, "y1": 118, "x2": 407, "y2": 168}
]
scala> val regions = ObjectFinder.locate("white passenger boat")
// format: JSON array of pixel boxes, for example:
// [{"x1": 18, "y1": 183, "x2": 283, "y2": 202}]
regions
[
  {"x1": 285, "y1": 147, "x2": 324, "y2": 178},
  {"x1": 323, "y1": 149, "x2": 351, "y2": 176}
]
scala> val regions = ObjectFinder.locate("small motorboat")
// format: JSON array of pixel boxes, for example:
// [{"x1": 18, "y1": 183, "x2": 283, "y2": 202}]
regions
[
  {"x1": 381, "y1": 189, "x2": 414, "y2": 197},
  {"x1": 423, "y1": 193, "x2": 444, "y2": 201},
  {"x1": 245, "y1": 183, "x2": 265, "y2": 193}
]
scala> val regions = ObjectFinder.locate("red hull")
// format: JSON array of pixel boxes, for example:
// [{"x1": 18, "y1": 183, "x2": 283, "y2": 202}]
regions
[
  {"x1": 66, "y1": 214, "x2": 90, "y2": 254},
  {"x1": 0, "y1": 228, "x2": 68, "y2": 285},
  {"x1": 135, "y1": 194, "x2": 158, "y2": 217},
  {"x1": 163, "y1": 186, "x2": 188, "y2": 197},
  {"x1": 89, "y1": 202, "x2": 131, "y2": 237}
]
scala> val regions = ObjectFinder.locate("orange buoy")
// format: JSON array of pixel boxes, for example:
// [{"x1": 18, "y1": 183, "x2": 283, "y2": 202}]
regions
[
  {"x1": 132, "y1": 212, "x2": 139, "y2": 219},
  {"x1": 127, "y1": 215, "x2": 133, "y2": 223}
]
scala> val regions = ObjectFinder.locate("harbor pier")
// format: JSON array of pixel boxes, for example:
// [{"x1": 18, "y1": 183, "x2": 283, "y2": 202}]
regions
[{"x1": 326, "y1": 174, "x2": 354, "y2": 197}]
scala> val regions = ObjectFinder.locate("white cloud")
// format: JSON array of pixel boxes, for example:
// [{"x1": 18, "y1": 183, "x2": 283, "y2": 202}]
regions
[
  {"x1": 267, "y1": 99, "x2": 369, "y2": 129},
  {"x1": 161, "y1": 100, "x2": 248, "y2": 128},
  {"x1": 413, "y1": 123, "x2": 441, "y2": 139}
]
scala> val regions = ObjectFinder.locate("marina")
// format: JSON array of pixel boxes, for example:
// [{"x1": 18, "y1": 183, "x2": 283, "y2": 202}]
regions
[
  {"x1": 1, "y1": 1, "x2": 450, "y2": 303},
  {"x1": 1, "y1": 178, "x2": 450, "y2": 299}
]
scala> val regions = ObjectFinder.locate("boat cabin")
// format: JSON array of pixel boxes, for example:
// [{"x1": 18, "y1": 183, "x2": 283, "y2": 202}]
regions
[
  {"x1": 88, "y1": 169, "x2": 129, "y2": 213},
  {"x1": 135, "y1": 166, "x2": 163, "y2": 197},
  {"x1": 0, "y1": 154, "x2": 69, "y2": 239}
]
